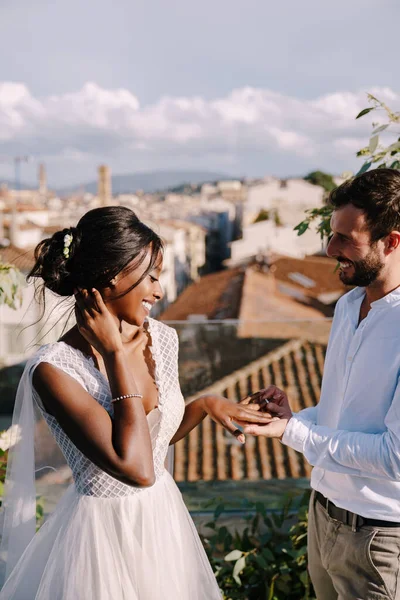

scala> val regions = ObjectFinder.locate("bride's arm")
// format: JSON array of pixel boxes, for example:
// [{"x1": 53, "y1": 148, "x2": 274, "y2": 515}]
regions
[
  {"x1": 169, "y1": 397, "x2": 207, "y2": 445},
  {"x1": 169, "y1": 394, "x2": 272, "y2": 445},
  {"x1": 34, "y1": 350, "x2": 155, "y2": 487},
  {"x1": 34, "y1": 288, "x2": 156, "y2": 488}
]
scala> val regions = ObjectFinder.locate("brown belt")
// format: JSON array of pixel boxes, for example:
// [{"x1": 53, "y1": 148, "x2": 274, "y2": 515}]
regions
[{"x1": 315, "y1": 491, "x2": 400, "y2": 531}]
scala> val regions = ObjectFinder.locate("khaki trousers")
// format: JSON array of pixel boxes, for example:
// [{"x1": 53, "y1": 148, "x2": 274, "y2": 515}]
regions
[{"x1": 308, "y1": 491, "x2": 400, "y2": 600}]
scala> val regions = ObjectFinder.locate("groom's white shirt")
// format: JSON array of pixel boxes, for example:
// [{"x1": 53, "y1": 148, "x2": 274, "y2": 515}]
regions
[{"x1": 282, "y1": 285, "x2": 400, "y2": 520}]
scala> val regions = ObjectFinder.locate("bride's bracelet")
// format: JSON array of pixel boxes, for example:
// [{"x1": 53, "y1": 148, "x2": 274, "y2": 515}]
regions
[{"x1": 111, "y1": 393, "x2": 143, "y2": 404}]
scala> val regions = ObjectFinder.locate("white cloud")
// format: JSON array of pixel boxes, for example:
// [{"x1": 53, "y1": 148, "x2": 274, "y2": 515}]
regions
[
  {"x1": 269, "y1": 128, "x2": 313, "y2": 154},
  {"x1": 333, "y1": 137, "x2": 367, "y2": 153},
  {"x1": 0, "y1": 82, "x2": 398, "y2": 182},
  {"x1": 46, "y1": 83, "x2": 140, "y2": 128},
  {"x1": 0, "y1": 82, "x2": 43, "y2": 140}
]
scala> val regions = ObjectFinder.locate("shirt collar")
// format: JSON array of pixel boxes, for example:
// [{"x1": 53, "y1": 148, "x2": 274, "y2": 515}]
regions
[
  {"x1": 371, "y1": 286, "x2": 400, "y2": 308},
  {"x1": 347, "y1": 285, "x2": 400, "y2": 309}
]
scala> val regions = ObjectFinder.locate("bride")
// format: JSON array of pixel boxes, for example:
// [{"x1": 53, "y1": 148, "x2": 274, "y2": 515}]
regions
[{"x1": 0, "y1": 206, "x2": 269, "y2": 599}]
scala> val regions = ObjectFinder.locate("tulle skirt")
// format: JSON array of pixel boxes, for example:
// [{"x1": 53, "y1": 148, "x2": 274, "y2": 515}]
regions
[{"x1": 0, "y1": 471, "x2": 221, "y2": 599}]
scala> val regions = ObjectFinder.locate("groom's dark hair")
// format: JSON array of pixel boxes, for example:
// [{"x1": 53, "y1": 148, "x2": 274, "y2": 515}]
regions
[{"x1": 329, "y1": 168, "x2": 400, "y2": 242}]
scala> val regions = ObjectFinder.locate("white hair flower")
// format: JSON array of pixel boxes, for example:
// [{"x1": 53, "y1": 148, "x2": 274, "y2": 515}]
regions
[{"x1": 63, "y1": 233, "x2": 73, "y2": 259}]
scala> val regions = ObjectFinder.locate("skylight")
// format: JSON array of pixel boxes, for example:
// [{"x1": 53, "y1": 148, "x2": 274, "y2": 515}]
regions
[{"x1": 288, "y1": 272, "x2": 316, "y2": 288}]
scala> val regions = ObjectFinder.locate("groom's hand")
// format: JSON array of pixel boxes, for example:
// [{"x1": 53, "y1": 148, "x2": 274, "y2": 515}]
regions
[
  {"x1": 240, "y1": 385, "x2": 286, "y2": 410},
  {"x1": 239, "y1": 385, "x2": 293, "y2": 439}
]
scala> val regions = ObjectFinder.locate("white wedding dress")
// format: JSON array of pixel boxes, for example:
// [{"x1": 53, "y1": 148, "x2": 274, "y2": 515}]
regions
[{"x1": 0, "y1": 318, "x2": 221, "y2": 599}]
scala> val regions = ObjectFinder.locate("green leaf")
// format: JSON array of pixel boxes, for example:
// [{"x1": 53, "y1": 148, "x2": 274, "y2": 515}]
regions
[
  {"x1": 217, "y1": 525, "x2": 228, "y2": 544},
  {"x1": 295, "y1": 545, "x2": 308, "y2": 558},
  {"x1": 263, "y1": 515, "x2": 273, "y2": 528},
  {"x1": 387, "y1": 141, "x2": 400, "y2": 153},
  {"x1": 201, "y1": 497, "x2": 220, "y2": 509},
  {"x1": 262, "y1": 548, "x2": 275, "y2": 562},
  {"x1": 255, "y1": 502, "x2": 266, "y2": 515},
  {"x1": 272, "y1": 512, "x2": 283, "y2": 527},
  {"x1": 225, "y1": 550, "x2": 244, "y2": 562},
  {"x1": 254, "y1": 554, "x2": 268, "y2": 569},
  {"x1": 299, "y1": 570, "x2": 309, "y2": 586},
  {"x1": 356, "y1": 107, "x2": 374, "y2": 119},
  {"x1": 356, "y1": 161, "x2": 372, "y2": 175},
  {"x1": 372, "y1": 124, "x2": 389, "y2": 135},
  {"x1": 294, "y1": 221, "x2": 309, "y2": 236},
  {"x1": 369, "y1": 135, "x2": 379, "y2": 154}
]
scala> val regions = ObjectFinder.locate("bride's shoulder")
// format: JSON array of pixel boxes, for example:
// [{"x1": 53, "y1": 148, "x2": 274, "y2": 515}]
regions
[
  {"x1": 147, "y1": 317, "x2": 178, "y2": 339},
  {"x1": 26, "y1": 341, "x2": 63, "y2": 366},
  {"x1": 147, "y1": 318, "x2": 179, "y2": 356},
  {"x1": 26, "y1": 341, "x2": 91, "y2": 382}
]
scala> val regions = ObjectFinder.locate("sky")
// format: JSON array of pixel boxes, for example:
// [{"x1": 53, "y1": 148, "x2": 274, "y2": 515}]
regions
[{"x1": 0, "y1": 0, "x2": 399, "y2": 187}]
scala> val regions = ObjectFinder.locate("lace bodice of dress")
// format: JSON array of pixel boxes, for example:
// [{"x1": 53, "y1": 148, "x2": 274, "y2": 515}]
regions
[{"x1": 30, "y1": 318, "x2": 185, "y2": 498}]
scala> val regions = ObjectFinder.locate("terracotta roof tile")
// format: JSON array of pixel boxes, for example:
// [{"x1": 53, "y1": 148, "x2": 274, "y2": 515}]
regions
[
  {"x1": 161, "y1": 259, "x2": 343, "y2": 323},
  {"x1": 174, "y1": 339, "x2": 325, "y2": 482},
  {"x1": 43, "y1": 225, "x2": 62, "y2": 235},
  {"x1": 271, "y1": 255, "x2": 349, "y2": 301},
  {"x1": 237, "y1": 269, "x2": 332, "y2": 343},
  {"x1": 239, "y1": 268, "x2": 328, "y2": 321},
  {"x1": 160, "y1": 267, "x2": 245, "y2": 320},
  {"x1": 0, "y1": 245, "x2": 35, "y2": 272}
]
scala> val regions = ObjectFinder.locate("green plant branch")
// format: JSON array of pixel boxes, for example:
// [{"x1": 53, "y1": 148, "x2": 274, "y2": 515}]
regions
[{"x1": 296, "y1": 93, "x2": 400, "y2": 242}]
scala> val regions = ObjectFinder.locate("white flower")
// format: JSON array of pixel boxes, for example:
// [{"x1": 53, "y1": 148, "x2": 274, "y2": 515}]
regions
[
  {"x1": 0, "y1": 262, "x2": 25, "y2": 309},
  {"x1": 63, "y1": 234, "x2": 73, "y2": 247},
  {"x1": 62, "y1": 233, "x2": 73, "y2": 260},
  {"x1": 0, "y1": 424, "x2": 22, "y2": 451}
]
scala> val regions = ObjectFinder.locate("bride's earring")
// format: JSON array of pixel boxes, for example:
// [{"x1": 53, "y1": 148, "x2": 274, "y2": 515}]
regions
[{"x1": 110, "y1": 277, "x2": 117, "y2": 286}]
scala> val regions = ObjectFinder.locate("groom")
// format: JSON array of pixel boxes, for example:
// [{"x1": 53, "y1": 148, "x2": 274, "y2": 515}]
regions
[{"x1": 242, "y1": 168, "x2": 400, "y2": 600}]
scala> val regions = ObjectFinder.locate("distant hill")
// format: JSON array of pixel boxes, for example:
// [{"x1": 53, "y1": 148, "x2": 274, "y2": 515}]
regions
[
  {"x1": 0, "y1": 179, "x2": 35, "y2": 191},
  {"x1": 58, "y1": 170, "x2": 231, "y2": 196}
]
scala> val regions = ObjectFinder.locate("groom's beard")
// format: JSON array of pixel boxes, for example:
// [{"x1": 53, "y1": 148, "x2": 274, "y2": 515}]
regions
[{"x1": 337, "y1": 249, "x2": 384, "y2": 287}]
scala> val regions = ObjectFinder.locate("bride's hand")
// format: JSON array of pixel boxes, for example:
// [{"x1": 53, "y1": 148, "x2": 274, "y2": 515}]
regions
[
  {"x1": 74, "y1": 288, "x2": 146, "y2": 357},
  {"x1": 201, "y1": 395, "x2": 274, "y2": 444}
]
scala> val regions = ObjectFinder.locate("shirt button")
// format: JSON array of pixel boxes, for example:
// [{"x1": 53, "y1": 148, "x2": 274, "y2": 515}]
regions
[{"x1": 348, "y1": 356, "x2": 353, "y2": 361}]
